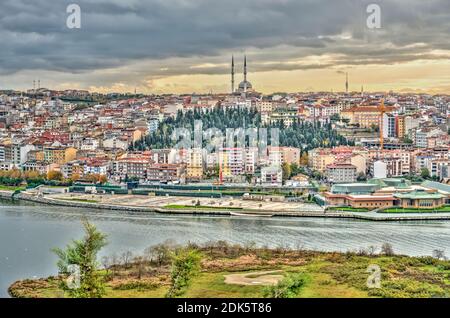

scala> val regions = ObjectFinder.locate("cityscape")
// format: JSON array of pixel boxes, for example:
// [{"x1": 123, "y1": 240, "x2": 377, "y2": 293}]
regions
[{"x1": 0, "y1": 0, "x2": 449, "y2": 304}]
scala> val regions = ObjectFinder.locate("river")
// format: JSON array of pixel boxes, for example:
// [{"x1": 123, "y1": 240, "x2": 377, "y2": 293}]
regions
[{"x1": 1, "y1": 199, "x2": 449, "y2": 297}]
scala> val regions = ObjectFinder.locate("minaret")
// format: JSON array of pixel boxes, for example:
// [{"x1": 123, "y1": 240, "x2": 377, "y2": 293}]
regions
[
  {"x1": 244, "y1": 55, "x2": 247, "y2": 82},
  {"x1": 231, "y1": 55, "x2": 235, "y2": 94},
  {"x1": 345, "y1": 72, "x2": 349, "y2": 94},
  {"x1": 244, "y1": 55, "x2": 248, "y2": 93}
]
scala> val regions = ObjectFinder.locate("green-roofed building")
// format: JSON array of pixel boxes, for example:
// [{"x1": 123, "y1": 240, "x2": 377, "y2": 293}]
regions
[
  {"x1": 331, "y1": 178, "x2": 412, "y2": 195},
  {"x1": 367, "y1": 178, "x2": 412, "y2": 188},
  {"x1": 421, "y1": 181, "x2": 450, "y2": 203},
  {"x1": 331, "y1": 183, "x2": 379, "y2": 195},
  {"x1": 394, "y1": 190, "x2": 446, "y2": 209}
]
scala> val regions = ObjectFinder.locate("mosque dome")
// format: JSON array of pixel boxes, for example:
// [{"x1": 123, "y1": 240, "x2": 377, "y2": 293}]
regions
[{"x1": 238, "y1": 80, "x2": 252, "y2": 90}]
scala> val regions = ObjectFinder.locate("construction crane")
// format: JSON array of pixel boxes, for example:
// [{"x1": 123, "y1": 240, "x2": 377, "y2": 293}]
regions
[
  {"x1": 215, "y1": 150, "x2": 226, "y2": 185},
  {"x1": 379, "y1": 98, "x2": 387, "y2": 151}
]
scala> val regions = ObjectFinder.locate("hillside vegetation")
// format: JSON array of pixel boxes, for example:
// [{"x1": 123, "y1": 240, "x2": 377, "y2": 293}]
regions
[{"x1": 9, "y1": 242, "x2": 449, "y2": 298}]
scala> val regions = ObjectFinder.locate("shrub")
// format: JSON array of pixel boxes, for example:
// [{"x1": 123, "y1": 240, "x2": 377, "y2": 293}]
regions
[
  {"x1": 263, "y1": 273, "x2": 307, "y2": 298},
  {"x1": 381, "y1": 243, "x2": 395, "y2": 256},
  {"x1": 166, "y1": 248, "x2": 202, "y2": 298}
]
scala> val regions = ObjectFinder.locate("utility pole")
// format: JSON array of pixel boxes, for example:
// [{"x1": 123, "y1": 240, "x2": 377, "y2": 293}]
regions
[{"x1": 379, "y1": 99, "x2": 386, "y2": 152}]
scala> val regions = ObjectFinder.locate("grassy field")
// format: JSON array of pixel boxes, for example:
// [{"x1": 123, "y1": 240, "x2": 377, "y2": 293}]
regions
[
  {"x1": 382, "y1": 206, "x2": 450, "y2": 213},
  {"x1": 9, "y1": 246, "x2": 450, "y2": 298},
  {"x1": 0, "y1": 185, "x2": 25, "y2": 191},
  {"x1": 164, "y1": 205, "x2": 244, "y2": 211}
]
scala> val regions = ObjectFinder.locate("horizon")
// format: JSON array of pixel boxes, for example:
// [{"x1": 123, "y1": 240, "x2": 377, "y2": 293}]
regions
[{"x1": 2, "y1": 86, "x2": 450, "y2": 97}]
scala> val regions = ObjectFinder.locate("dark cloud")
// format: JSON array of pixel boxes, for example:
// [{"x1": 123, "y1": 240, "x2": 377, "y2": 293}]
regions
[{"x1": 0, "y1": 0, "x2": 449, "y2": 88}]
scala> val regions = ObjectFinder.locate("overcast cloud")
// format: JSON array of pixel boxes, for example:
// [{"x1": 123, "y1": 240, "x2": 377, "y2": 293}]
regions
[{"x1": 0, "y1": 0, "x2": 449, "y2": 92}]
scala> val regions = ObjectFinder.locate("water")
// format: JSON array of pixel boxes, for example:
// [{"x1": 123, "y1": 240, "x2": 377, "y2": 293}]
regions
[{"x1": 1, "y1": 199, "x2": 449, "y2": 297}]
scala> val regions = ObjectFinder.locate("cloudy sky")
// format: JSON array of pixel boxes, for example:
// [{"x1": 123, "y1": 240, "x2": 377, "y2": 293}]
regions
[{"x1": 0, "y1": 0, "x2": 449, "y2": 94}]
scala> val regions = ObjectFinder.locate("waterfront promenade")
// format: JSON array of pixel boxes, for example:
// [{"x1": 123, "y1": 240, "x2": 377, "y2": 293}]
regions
[{"x1": 3, "y1": 189, "x2": 450, "y2": 221}]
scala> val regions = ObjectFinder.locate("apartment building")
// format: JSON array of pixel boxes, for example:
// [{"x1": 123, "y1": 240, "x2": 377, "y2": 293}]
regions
[
  {"x1": 61, "y1": 160, "x2": 86, "y2": 178},
  {"x1": 147, "y1": 164, "x2": 183, "y2": 183},
  {"x1": 113, "y1": 158, "x2": 150, "y2": 180},
  {"x1": 220, "y1": 148, "x2": 245, "y2": 178},
  {"x1": 186, "y1": 148, "x2": 204, "y2": 180},
  {"x1": 309, "y1": 147, "x2": 368, "y2": 174},
  {"x1": 22, "y1": 160, "x2": 51, "y2": 175},
  {"x1": 268, "y1": 146, "x2": 301, "y2": 166},
  {"x1": 256, "y1": 101, "x2": 273, "y2": 113},
  {"x1": 341, "y1": 105, "x2": 395, "y2": 128},
  {"x1": 84, "y1": 159, "x2": 110, "y2": 176},
  {"x1": 43, "y1": 147, "x2": 77, "y2": 165},
  {"x1": 260, "y1": 166, "x2": 283, "y2": 185},
  {"x1": 415, "y1": 128, "x2": 444, "y2": 148},
  {"x1": 326, "y1": 163, "x2": 357, "y2": 184},
  {"x1": 1, "y1": 142, "x2": 36, "y2": 168}
]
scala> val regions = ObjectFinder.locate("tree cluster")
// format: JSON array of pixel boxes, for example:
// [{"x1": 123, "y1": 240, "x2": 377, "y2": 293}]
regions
[{"x1": 132, "y1": 107, "x2": 352, "y2": 153}]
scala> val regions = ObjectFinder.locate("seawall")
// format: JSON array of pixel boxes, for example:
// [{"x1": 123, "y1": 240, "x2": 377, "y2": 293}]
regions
[{"x1": 3, "y1": 191, "x2": 450, "y2": 222}]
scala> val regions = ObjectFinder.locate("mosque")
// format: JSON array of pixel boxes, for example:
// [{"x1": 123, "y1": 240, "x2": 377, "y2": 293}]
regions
[{"x1": 231, "y1": 55, "x2": 255, "y2": 94}]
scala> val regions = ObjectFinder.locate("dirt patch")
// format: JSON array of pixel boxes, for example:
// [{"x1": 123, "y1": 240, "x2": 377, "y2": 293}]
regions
[
  {"x1": 202, "y1": 254, "x2": 306, "y2": 272},
  {"x1": 224, "y1": 270, "x2": 284, "y2": 286}
]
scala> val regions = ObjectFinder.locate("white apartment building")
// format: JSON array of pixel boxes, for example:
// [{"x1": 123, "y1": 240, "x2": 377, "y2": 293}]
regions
[
  {"x1": 326, "y1": 163, "x2": 357, "y2": 184},
  {"x1": 260, "y1": 166, "x2": 283, "y2": 185},
  {"x1": 256, "y1": 101, "x2": 273, "y2": 113},
  {"x1": 220, "y1": 148, "x2": 245, "y2": 177}
]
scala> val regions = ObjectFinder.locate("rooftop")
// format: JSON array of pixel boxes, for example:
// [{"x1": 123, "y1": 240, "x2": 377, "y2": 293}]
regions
[
  {"x1": 394, "y1": 190, "x2": 445, "y2": 200},
  {"x1": 421, "y1": 180, "x2": 450, "y2": 194}
]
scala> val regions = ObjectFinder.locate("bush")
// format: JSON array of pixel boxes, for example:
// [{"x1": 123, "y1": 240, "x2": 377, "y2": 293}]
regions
[
  {"x1": 263, "y1": 273, "x2": 307, "y2": 298},
  {"x1": 113, "y1": 281, "x2": 159, "y2": 291},
  {"x1": 381, "y1": 243, "x2": 395, "y2": 256},
  {"x1": 166, "y1": 248, "x2": 202, "y2": 298}
]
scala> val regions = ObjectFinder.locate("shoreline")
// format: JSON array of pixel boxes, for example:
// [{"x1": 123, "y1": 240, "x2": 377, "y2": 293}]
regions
[
  {"x1": 2, "y1": 190, "x2": 450, "y2": 222},
  {"x1": 7, "y1": 247, "x2": 450, "y2": 299}
]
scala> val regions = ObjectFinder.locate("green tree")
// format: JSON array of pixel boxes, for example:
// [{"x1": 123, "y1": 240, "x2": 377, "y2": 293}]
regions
[
  {"x1": 145, "y1": 241, "x2": 175, "y2": 266},
  {"x1": 139, "y1": 107, "x2": 351, "y2": 153},
  {"x1": 402, "y1": 137, "x2": 414, "y2": 144},
  {"x1": 166, "y1": 248, "x2": 202, "y2": 298},
  {"x1": 357, "y1": 172, "x2": 367, "y2": 182},
  {"x1": 290, "y1": 163, "x2": 300, "y2": 176},
  {"x1": 47, "y1": 170, "x2": 63, "y2": 181},
  {"x1": 330, "y1": 113, "x2": 340, "y2": 122},
  {"x1": 53, "y1": 220, "x2": 108, "y2": 298},
  {"x1": 370, "y1": 124, "x2": 379, "y2": 132},
  {"x1": 263, "y1": 273, "x2": 307, "y2": 298},
  {"x1": 421, "y1": 168, "x2": 431, "y2": 180},
  {"x1": 282, "y1": 162, "x2": 292, "y2": 182}
]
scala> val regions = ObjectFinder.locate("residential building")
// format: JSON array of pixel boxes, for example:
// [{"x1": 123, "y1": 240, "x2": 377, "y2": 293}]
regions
[
  {"x1": 43, "y1": 147, "x2": 77, "y2": 165},
  {"x1": 260, "y1": 166, "x2": 283, "y2": 185},
  {"x1": 326, "y1": 163, "x2": 357, "y2": 184}
]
